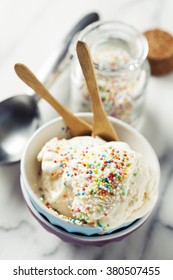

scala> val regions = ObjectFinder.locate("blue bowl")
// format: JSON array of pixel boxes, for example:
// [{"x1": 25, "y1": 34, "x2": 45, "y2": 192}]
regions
[
  {"x1": 21, "y1": 175, "x2": 133, "y2": 235},
  {"x1": 21, "y1": 177, "x2": 151, "y2": 246}
]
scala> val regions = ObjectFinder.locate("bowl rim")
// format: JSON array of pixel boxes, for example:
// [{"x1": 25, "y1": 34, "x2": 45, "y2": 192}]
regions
[{"x1": 20, "y1": 112, "x2": 160, "y2": 235}]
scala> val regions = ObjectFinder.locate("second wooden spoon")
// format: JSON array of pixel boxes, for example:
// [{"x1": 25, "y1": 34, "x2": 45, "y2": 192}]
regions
[
  {"x1": 14, "y1": 63, "x2": 92, "y2": 136},
  {"x1": 76, "y1": 41, "x2": 119, "y2": 141}
]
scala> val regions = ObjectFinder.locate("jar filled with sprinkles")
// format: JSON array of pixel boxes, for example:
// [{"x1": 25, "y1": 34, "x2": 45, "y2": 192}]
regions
[{"x1": 70, "y1": 21, "x2": 150, "y2": 128}]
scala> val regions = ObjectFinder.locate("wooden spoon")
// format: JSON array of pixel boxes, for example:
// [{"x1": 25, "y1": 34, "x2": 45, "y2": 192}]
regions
[
  {"x1": 14, "y1": 63, "x2": 92, "y2": 136},
  {"x1": 76, "y1": 41, "x2": 119, "y2": 141}
]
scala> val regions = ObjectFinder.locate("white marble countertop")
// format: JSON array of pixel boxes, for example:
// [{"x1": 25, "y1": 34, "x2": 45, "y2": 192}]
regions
[{"x1": 0, "y1": 0, "x2": 173, "y2": 260}]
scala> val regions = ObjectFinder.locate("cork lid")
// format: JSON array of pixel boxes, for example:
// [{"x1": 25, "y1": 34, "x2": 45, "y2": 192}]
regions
[
  {"x1": 144, "y1": 29, "x2": 173, "y2": 75},
  {"x1": 144, "y1": 29, "x2": 173, "y2": 60}
]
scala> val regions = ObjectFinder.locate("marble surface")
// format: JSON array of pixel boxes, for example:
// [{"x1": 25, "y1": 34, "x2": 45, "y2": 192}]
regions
[{"x1": 0, "y1": 0, "x2": 173, "y2": 260}]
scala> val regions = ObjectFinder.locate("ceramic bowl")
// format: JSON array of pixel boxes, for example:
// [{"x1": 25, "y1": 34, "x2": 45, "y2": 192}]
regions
[{"x1": 20, "y1": 113, "x2": 160, "y2": 236}]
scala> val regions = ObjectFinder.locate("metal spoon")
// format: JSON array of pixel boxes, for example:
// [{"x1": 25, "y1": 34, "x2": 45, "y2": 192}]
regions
[
  {"x1": 0, "y1": 12, "x2": 99, "y2": 165},
  {"x1": 76, "y1": 41, "x2": 119, "y2": 141}
]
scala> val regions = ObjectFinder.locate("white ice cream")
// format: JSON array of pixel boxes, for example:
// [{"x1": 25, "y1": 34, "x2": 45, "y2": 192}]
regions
[{"x1": 37, "y1": 136, "x2": 158, "y2": 229}]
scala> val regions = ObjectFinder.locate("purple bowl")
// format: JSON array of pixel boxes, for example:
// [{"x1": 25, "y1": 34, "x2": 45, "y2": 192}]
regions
[{"x1": 21, "y1": 176, "x2": 151, "y2": 246}]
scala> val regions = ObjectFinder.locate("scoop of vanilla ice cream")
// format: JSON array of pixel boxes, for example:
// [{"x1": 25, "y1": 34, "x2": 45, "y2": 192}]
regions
[
  {"x1": 37, "y1": 136, "x2": 158, "y2": 229},
  {"x1": 37, "y1": 136, "x2": 105, "y2": 218}
]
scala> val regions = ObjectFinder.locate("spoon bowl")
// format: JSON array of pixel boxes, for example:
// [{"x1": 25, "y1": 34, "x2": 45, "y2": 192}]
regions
[{"x1": 0, "y1": 94, "x2": 40, "y2": 165}]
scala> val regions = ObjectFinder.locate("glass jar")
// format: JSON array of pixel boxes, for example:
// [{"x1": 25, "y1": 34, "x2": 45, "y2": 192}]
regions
[{"x1": 70, "y1": 21, "x2": 150, "y2": 129}]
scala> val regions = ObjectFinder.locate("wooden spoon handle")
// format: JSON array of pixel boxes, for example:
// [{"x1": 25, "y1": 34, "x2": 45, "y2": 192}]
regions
[
  {"x1": 76, "y1": 41, "x2": 119, "y2": 141},
  {"x1": 14, "y1": 63, "x2": 92, "y2": 136}
]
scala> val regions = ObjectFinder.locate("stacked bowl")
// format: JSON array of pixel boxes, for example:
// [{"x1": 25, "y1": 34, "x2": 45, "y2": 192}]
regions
[{"x1": 20, "y1": 113, "x2": 160, "y2": 246}]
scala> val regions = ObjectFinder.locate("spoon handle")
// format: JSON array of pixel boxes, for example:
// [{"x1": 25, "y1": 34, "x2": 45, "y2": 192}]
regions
[
  {"x1": 14, "y1": 63, "x2": 92, "y2": 136},
  {"x1": 76, "y1": 41, "x2": 119, "y2": 141}
]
